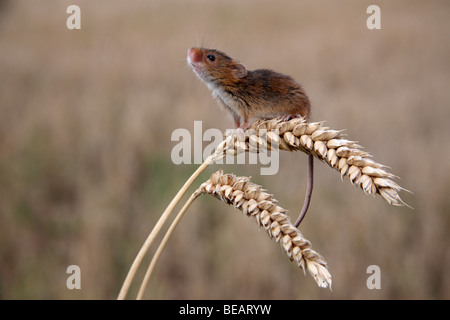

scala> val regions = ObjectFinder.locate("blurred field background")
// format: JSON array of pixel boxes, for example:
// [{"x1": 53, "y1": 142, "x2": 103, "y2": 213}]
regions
[{"x1": 0, "y1": 0, "x2": 449, "y2": 299}]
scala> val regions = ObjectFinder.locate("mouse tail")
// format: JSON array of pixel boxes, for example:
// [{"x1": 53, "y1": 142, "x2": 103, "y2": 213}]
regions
[{"x1": 294, "y1": 153, "x2": 314, "y2": 227}]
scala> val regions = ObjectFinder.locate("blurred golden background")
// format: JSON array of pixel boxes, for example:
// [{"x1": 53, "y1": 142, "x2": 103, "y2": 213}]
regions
[{"x1": 0, "y1": 0, "x2": 449, "y2": 299}]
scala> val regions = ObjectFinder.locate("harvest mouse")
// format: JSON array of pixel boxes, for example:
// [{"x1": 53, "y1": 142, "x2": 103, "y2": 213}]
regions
[{"x1": 187, "y1": 47, "x2": 313, "y2": 226}]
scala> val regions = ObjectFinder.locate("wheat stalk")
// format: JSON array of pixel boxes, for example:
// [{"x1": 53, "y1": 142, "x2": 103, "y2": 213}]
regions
[
  {"x1": 215, "y1": 117, "x2": 411, "y2": 208},
  {"x1": 198, "y1": 170, "x2": 332, "y2": 289},
  {"x1": 117, "y1": 160, "x2": 212, "y2": 300},
  {"x1": 136, "y1": 192, "x2": 201, "y2": 299}
]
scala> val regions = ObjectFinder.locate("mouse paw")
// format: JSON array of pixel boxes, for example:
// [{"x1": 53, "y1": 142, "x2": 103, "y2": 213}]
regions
[{"x1": 238, "y1": 122, "x2": 250, "y2": 131}]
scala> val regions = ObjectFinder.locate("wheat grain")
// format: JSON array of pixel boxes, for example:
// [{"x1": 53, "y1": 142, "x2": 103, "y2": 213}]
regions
[{"x1": 198, "y1": 170, "x2": 332, "y2": 289}]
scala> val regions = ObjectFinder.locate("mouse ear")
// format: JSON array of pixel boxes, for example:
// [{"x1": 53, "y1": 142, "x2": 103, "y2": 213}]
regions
[{"x1": 233, "y1": 63, "x2": 247, "y2": 78}]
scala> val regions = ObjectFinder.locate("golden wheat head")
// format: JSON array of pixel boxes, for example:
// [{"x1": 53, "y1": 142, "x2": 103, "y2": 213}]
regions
[
  {"x1": 213, "y1": 117, "x2": 411, "y2": 208},
  {"x1": 198, "y1": 170, "x2": 332, "y2": 289}
]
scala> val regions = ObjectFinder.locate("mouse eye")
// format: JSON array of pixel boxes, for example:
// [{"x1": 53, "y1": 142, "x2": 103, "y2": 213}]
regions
[{"x1": 206, "y1": 54, "x2": 216, "y2": 62}]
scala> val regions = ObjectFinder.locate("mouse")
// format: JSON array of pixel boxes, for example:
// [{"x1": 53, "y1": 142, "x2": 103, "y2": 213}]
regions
[
  {"x1": 187, "y1": 47, "x2": 311, "y2": 128},
  {"x1": 187, "y1": 47, "x2": 313, "y2": 227}
]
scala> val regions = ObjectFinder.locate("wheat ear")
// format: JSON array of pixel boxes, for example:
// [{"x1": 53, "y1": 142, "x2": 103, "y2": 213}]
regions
[
  {"x1": 199, "y1": 170, "x2": 332, "y2": 289},
  {"x1": 219, "y1": 117, "x2": 411, "y2": 208}
]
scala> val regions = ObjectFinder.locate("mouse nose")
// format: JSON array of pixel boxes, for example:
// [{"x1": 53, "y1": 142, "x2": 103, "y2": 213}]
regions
[{"x1": 187, "y1": 48, "x2": 202, "y2": 63}]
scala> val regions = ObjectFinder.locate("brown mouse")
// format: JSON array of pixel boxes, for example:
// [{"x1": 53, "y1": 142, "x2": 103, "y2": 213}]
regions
[
  {"x1": 187, "y1": 47, "x2": 313, "y2": 226},
  {"x1": 187, "y1": 47, "x2": 311, "y2": 129}
]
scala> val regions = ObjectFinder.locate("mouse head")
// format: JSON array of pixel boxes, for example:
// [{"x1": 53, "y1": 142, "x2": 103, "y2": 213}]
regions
[{"x1": 187, "y1": 47, "x2": 247, "y2": 85}]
